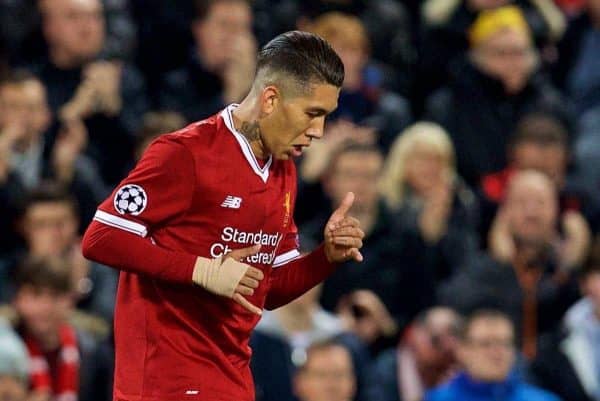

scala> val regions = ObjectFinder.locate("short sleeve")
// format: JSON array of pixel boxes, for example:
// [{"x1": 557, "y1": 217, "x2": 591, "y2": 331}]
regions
[{"x1": 93, "y1": 137, "x2": 195, "y2": 237}]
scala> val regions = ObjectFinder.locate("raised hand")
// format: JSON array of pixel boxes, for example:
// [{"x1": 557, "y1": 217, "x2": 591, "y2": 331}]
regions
[{"x1": 324, "y1": 192, "x2": 365, "y2": 263}]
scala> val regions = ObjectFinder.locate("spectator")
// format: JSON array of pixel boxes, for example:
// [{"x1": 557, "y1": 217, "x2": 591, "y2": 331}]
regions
[
  {"x1": 159, "y1": 0, "x2": 256, "y2": 122},
  {"x1": 480, "y1": 112, "x2": 595, "y2": 245},
  {"x1": 293, "y1": 339, "x2": 356, "y2": 401},
  {"x1": 419, "y1": 0, "x2": 565, "y2": 101},
  {"x1": 0, "y1": 318, "x2": 29, "y2": 401},
  {"x1": 553, "y1": 0, "x2": 600, "y2": 115},
  {"x1": 9, "y1": 256, "x2": 111, "y2": 401},
  {"x1": 252, "y1": 285, "x2": 368, "y2": 401},
  {"x1": 307, "y1": 11, "x2": 411, "y2": 150},
  {"x1": 379, "y1": 122, "x2": 479, "y2": 284},
  {"x1": 530, "y1": 240, "x2": 600, "y2": 401},
  {"x1": 134, "y1": 111, "x2": 186, "y2": 160},
  {"x1": 365, "y1": 307, "x2": 463, "y2": 401},
  {"x1": 30, "y1": 0, "x2": 148, "y2": 185},
  {"x1": 426, "y1": 5, "x2": 569, "y2": 185},
  {"x1": 424, "y1": 309, "x2": 561, "y2": 401},
  {"x1": 440, "y1": 170, "x2": 581, "y2": 359},
  {"x1": 0, "y1": 184, "x2": 117, "y2": 322},
  {"x1": 0, "y1": 70, "x2": 107, "y2": 229},
  {"x1": 301, "y1": 144, "x2": 418, "y2": 327}
]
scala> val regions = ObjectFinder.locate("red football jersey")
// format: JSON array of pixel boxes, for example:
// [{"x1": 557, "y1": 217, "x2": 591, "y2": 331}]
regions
[{"x1": 93, "y1": 105, "x2": 302, "y2": 401}]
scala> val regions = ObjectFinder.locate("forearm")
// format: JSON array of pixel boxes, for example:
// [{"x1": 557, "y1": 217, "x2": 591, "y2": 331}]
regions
[
  {"x1": 82, "y1": 220, "x2": 196, "y2": 284},
  {"x1": 265, "y1": 245, "x2": 337, "y2": 310}
]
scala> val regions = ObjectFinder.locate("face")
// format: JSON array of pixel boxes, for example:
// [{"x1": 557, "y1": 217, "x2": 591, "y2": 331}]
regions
[
  {"x1": 327, "y1": 38, "x2": 367, "y2": 87},
  {"x1": 459, "y1": 317, "x2": 515, "y2": 382},
  {"x1": 41, "y1": 0, "x2": 105, "y2": 63},
  {"x1": 23, "y1": 202, "x2": 78, "y2": 258},
  {"x1": 504, "y1": 174, "x2": 557, "y2": 245},
  {"x1": 404, "y1": 142, "x2": 448, "y2": 196},
  {"x1": 261, "y1": 83, "x2": 340, "y2": 160},
  {"x1": 194, "y1": 1, "x2": 253, "y2": 69},
  {"x1": 13, "y1": 285, "x2": 72, "y2": 343},
  {"x1": 0, "y1": 81, "x2": 50, "y2": 141},
  {"x1": 582, "y1": 272, "x2": 600, "y2": 312},
  {"x1": 0, "y1": 377, "x2": 27, "y2": 401},
  {"x1": 512, "y1": 142, "x2": 568, "y2": 188},
  {"x1": 326, "y1": 150, "x2": 383, "y2": 214},
  {"x1": 294, "y1": 345, "x2": 355, "y2": 401},
  {"x1": 473, "y1": 28, "x2": 536, "y2": 94},
  {"x1": 411, "y1": 310, "x2": 460, "y2": 370}
]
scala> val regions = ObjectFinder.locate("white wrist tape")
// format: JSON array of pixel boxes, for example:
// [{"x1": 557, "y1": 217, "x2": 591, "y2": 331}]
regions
[{"x1": 192, "y1": 256, "x2": 249, "y2": 298}]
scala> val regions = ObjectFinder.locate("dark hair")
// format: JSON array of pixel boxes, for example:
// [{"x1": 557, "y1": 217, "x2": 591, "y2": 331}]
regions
[
  {"x1": 298, "y1": 339, "x2": 352, "y2": 370},
  {"x1": 580, "y1": 239, "x2": 600, "y2": 280},
  {"x1": 195, "y1": 0, "x2": 250, "y2": 21},
  {"x1": 21, "y1": 182, "x2": 78, "y2": 216},
  {"x1": 0, "y1": 69, "x2": 39, "y2": 88},
  {"x1": 509, "y1": 113, "x2": 569, "y2": 150},
  {"x1": 15, "y1": 256, "x2": 73, "y2": 294},
  {"x1": 136, "y1": 111, "x2": 186, "y2": 146},
  {"x1": 458, "y1": 309, "x2": 513, "y2": 341},
  {"x1": 257, "y1": 31, "x2": 344, "y2": 89}
]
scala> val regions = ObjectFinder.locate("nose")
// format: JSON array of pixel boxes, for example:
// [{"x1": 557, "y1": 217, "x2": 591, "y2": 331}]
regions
[{"x1": 306, "y1": 117, "x2": 325, "y2": 140}]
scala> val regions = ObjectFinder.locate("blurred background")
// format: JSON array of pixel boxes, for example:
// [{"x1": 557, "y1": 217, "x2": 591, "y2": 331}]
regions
[{"x1": 1, "y1": 0, "x2": 600, "y2": 400}]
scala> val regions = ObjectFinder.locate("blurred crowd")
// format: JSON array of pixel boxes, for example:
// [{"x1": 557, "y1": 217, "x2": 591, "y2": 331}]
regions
[{"x1": 1, "y1": 0, "x2": 600, "y2": 400}]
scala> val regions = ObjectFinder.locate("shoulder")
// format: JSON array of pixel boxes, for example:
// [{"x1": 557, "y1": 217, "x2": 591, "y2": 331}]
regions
[
  {"x1": 518, "y1": 384, "x2": 562, "y2": 401},
  {"x1": 424, "y1": 381, "x2": 458, "y2": 401}
]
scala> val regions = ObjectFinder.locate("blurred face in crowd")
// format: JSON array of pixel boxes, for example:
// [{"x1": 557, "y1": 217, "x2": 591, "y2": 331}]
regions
[
  {"x1": 404, "y1": 141, "x2": 449, "y2": 197},
  {"x1": 503, "y1": 171, "x2": 557, "y2": 246},
  {"x1": 13, "y1": 285, "x2": 72, "y2": 347},
  {"x1": 294, "y1": 344, "x2": 355, "y2": 401},
  {"x1": 582, "y1": 270, "x2": 600, "y2": 313},
  {"x1": 472, "y1": 28, "x2": 537, "y2": 94},
  {"x1": 0, "y1": 80, "x2": 51, "y2": 148},
  {"x1": 40, "y1": 0, "x2": 105, "y2": 66},
  {"x1": 458, "y1": 316, "x2": 515, "y2": 382},
  {"x1": 589, "y1": 0, "x2": 600, "y2": 22},
  {"x1": 512, "y1": 141, "x2": 568, "y2": 188},
  {"x1": 193, "y1": 0, "x2": 253, "y2": 70},
  {"x1": 0, "y1": 376, "x2": 27, "y2": 401},
  {"x1": 325, "y1": 149, "x2": 383, "y2": 214},
  {"x1": 23, "y1": 201, "x2": 78, "y2": 257},
  {"x1": 326, "y1": 37, "x2": 367, "y2": 90},
  {"x1": 409, "y1": 308, "x2": 460, "y2": 372}
]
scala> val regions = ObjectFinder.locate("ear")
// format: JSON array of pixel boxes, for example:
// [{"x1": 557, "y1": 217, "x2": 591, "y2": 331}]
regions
[{"x1": 259, "y1": 85, "x2": 280, "y2": 116}]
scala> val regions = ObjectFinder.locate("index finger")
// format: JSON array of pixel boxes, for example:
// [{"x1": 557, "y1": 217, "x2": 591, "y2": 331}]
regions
[
  {"x1": 331, "y1": 192, "x2": 355, "y2": 220},
  {"x1": 245, "y1": 267, "x2": 264, "y2": 281},
  {"x1": 233, "y1": 293, "x2": 262, "y2": 315}
]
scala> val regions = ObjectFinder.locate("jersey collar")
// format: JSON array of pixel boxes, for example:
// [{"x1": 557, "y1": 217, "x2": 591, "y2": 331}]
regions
[{"x1": 221, "y1": 104, "x2": 272, "y2": 183}]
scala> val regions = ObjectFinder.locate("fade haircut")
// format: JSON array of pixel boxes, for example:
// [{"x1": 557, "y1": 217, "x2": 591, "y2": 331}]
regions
[
  {"x1": 254, "y1": 31, "x2": 344, "y2": 97},
  {"x1": 15, "y1": 256, "x2": 73, "y2": 295}
]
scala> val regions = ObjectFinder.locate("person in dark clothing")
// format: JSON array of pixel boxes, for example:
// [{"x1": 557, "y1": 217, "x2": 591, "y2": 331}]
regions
[
  {"x1": 440, "y1": 171, "x2": 581, "y2": 360},
  {"x1": 301, "y1": 144, "x2": 433, "y2": 330},
  {"x1": 159, "y1": 0, "x2": 257, "y2": 122},
  {"x1": 28, "y1": 0, "x2": 148, "y2": 185},
  {"x1": 0, "y1": 71, "x2": 106, "y2": 238},
  {"x1": 378, "y1": 122, "x2": 479, "y2": 285},
  {"x1": 425, "y1": 5, "x2": 569, "y2": 186},
  {"x1": 530, "y1": 242, "x2": 600, "y2": 401},
  {"x1": 365, "y1": 307, "x2": 463, "y2": 401}
]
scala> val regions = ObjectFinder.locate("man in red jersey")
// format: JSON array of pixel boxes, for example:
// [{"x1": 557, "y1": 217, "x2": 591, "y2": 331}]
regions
[{"x1": 82, "y1": 31, "x2": 365, "y2": 401}]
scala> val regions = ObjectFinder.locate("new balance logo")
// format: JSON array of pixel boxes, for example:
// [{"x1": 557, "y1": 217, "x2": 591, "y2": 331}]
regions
[{"x1": 221, "y1": 196, "x2": 242, "y2": 209}]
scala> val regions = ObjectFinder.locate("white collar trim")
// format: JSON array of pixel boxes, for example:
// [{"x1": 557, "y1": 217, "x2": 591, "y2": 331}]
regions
[{"x1": 221, "y1": 104, "x2": 272, "y2": 183}]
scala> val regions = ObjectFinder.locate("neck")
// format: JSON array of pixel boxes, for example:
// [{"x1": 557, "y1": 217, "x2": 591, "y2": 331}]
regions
[
  {"x1": 50, "y1": 48, "x2": 85, "y2": 70},
  {"x1": 231, "y1": 98, "x2": 268, "y2": 159},
  {"x1": 353, "y1": 206, "x2": 377, "y2": 235}
]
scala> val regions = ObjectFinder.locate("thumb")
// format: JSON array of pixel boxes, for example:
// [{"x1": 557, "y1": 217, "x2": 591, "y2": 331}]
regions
[
  {"x1": 228, "y1": 244, "x2": 261, "y2": 261},
  {"x1": 331, "y1": 192, "x2": 355, "y2": 220}
]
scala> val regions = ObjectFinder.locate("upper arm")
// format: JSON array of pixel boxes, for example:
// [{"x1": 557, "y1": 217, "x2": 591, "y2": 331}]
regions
[{"x1": 93, "y1": 137, "x2": 195, "y2": 238}]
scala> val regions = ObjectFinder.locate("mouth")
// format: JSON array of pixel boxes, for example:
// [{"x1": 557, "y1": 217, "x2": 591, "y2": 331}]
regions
[{"x1": 290, "y1": 144, "x2": 306, "y2": 157}]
